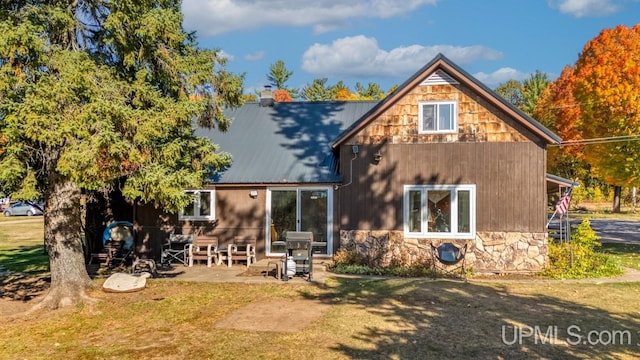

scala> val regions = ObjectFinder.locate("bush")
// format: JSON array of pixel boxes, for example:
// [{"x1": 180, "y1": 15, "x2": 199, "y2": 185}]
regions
[
  {"x1": 543, "y1": 218, "x2": 622, "y2": 279},
  {"x1": 330, "y1": 248, "x2": 433, "y2": 277}
]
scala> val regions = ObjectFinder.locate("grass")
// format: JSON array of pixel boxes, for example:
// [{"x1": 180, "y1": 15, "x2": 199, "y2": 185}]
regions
[
  {"x1": 0, "y1": 217, "x2": 48, "y2": 273},
  {"x1": 601, "y1": 243, "x2": 640, "y2": 271},
  {"x1": 2, "y1": 216, "x2": 640, "y2": 358},
  {"x1": 2, "y1": 277, "x2": 640, "y2": 359}
]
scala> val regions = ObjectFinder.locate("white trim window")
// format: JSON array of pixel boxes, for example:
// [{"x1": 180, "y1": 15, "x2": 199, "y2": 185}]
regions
[
  {"x1": 418, "y1": 101, "x2": 457, "y2": 133},
  {"x1": 179, "y1": 190, "x2": 215, "y2": 221},
  {"x1": 404, "y1": 185, "x2": 475, "y2": 239}
]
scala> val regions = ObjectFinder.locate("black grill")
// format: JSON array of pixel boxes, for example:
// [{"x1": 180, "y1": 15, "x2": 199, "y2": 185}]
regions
[{"x1": 284, "y1": 231, "x2": 314, "y2": 281}]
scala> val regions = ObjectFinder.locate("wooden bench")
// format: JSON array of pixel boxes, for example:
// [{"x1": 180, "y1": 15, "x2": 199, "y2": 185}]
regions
[
  {"x1": 188, "y1": 237, "x2": 219, "y2": 267},
  {"x1": 227, "y1": 236, "x2": 257, "y2": 268}
]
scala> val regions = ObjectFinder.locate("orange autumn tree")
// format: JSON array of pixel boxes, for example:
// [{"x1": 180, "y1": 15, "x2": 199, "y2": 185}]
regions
[
  {"x1": 273, "y1": 88, "x2": 293, "y2": 102},
  {"x1": 534, "y1": 66, "x2": 586, "y2": 180},
  {"x1": 573, "y1": 24, "x2": 640, "y2": 211}
]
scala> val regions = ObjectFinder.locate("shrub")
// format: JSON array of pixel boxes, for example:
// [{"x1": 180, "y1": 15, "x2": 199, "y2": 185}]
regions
[
  {"x1": 330, "y1": 248, "x2": 433, "y2": 277},
  {"x1": 543, "y1": 218, "x2": 622, "y2": 279}
]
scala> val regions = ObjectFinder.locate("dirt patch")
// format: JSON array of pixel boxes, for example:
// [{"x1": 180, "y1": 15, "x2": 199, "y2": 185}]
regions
[
  {"x1": 215, "y1": 298, "x2": 330, "y2": 332},
  {"x1": 0, "y1": 269, "x2": 51, "y2": 321}
]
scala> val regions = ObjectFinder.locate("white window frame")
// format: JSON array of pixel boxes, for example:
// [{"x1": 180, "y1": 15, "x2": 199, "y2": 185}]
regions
[
  {"x1": 179, "y1": 189, "x2": 215, "y2": 221},
  {"x1": 418, "y1": 101, "x2": 458, "y2": 133},
  {"x1": 403, "y1": 184, "x2": 475, "y2": 239}
]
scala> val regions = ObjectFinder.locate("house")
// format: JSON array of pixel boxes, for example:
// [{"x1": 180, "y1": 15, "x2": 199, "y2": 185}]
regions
[{"x1": 101, "y1": 53, "x2": 562, "y2": 273}]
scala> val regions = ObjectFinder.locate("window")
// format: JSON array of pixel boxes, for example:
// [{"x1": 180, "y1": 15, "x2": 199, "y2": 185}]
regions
[
  {"x1": 404, "y1": 185, "x2": 475, "y2": 238},
  {"x1": 418, "y1": 101, "x2": 457, "y2": 133},
  {"x1": 179, "y1": 190, "x2": 215, "y2": 220}
]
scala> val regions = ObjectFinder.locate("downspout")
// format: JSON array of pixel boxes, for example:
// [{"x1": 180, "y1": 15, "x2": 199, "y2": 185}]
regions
[{"x1": 334, "y1": 145, "x2": 358, "y2": 190}]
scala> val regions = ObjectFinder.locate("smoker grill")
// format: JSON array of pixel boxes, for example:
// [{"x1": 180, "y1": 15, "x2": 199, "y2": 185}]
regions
[{"x1": 283, "y1": 231, "x2": 314, "y2": 281}]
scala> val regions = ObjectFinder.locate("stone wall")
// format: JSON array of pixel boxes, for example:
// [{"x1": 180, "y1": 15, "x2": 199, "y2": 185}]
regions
[{"x1": 339, "y1": 230, "x2": 548, "y2": 273}]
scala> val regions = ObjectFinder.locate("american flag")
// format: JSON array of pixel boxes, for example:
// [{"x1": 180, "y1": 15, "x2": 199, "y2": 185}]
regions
[{"x1": 555, "y1": 187, "x2": 573, "y2": 218}]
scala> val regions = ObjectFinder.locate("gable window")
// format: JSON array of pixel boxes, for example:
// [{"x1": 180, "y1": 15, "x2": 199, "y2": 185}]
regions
[
  {"x1": 179, "y1": 190, "x2": 215, "y2": 220},
  {"x1": 404, "y1": 185, "x2": 475, "y2": 238},
  {"x1": 419, "y1": 101, "x2": 457, "y2": 133}
]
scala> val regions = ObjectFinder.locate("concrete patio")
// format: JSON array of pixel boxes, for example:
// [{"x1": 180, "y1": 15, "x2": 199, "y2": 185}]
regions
[{"x1": 152, "y1": 258, "x2": 335, "y2": 284}]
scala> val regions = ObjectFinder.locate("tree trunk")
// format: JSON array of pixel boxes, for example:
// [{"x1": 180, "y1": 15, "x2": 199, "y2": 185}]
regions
[
  {"x1": 612, "y1": 185, "x2": 622, "y2": 213},
  {"x1": 632, "y1": 187, "x2": 637, "y2": 214},
  {"x1": 32, "y1": 172, "x2": 95, "y2": 311}
]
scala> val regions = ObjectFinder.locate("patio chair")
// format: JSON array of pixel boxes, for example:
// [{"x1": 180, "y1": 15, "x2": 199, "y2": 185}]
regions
[
  {"x1": 431, "y1": 242, "x2": 467, "y2": 280},
  {"x1": 161, "y1": 234, "x2": 193, "y2": 266},
  {"x1": 188, "y1": 237, "x2": 219, "y2": 267},
  {"x1": 228, "y1": 236, "x2": 257, "y2": 267}
]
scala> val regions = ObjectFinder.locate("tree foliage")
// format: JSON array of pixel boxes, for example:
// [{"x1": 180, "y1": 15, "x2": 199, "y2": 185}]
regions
[
  {"x1": 299, "y1": 78, "x2": 392, "y2": 101},
  {"x1": 495, "y1": 79, "x2": 523, "y2": 108},
  {"x1": 573, "y1": 24, "x2": 640, "y2": 188},
  {"x1": 535, "y1": 25, "x2": 640, "y2": 212},
  {"x1": 266, "y1": 59, "x2": 299, "y2": 99},
  {"x1": 521, "y1": 70, "x2": 550, "y2": 114},
  {"x1": 301, "y1": 78, "x2": 332, "y2": 101},
  {"x1": 495, "y1": 71, "x2": 549, "y2": 114},
  {"x1": 273, "y1": 88, "x2": 293, "y2": 102},
  {"x1": 534, "y1": 66, "x2": 589, "y2": 180},
  {"x1": 355, "y1": 82, "x2": 384, "y2": 100},
  {"x1": 0, "y1": 0, "x2": 244, "y2": 309}
]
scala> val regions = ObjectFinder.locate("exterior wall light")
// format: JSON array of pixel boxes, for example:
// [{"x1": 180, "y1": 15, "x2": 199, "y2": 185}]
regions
[{"x1": 373, "y1": 150, "x2": 383, "y2": 163}]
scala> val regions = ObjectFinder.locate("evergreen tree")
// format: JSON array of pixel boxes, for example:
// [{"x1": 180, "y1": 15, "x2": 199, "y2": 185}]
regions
[{"x1": 0, "y1": 0, "x2": 244, "y2": 309}]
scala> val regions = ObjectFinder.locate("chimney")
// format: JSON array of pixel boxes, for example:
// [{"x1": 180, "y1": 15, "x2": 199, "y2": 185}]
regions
[{"x1": 260, "y1": 85, "x2": 274, "y2": 107}]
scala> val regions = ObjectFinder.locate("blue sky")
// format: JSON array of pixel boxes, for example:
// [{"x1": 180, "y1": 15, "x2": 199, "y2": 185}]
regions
[{"x1": 181, "y1": 0, "x2": 640, "y2": 94}]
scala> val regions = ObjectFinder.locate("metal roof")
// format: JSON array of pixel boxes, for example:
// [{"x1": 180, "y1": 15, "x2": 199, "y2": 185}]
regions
[
  {"x1": 195, "y1": 101, "x2": 378, "y2": 184},
  {"x1": 546, "y1": 173, "x2": 579, "y2": 194}
]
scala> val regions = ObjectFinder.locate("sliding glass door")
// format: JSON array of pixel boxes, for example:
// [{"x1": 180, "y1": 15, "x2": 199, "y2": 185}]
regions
[{"x1": 267, "y1": 187, "x2": 332, "y2": 256}]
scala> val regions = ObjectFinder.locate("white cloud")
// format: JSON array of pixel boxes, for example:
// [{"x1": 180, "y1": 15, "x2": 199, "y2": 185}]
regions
[
  {"x1": 217, "y1": 50, "x2": 234, "y2": 61},
  {"x1": 550, "y1": 0, "x2": 620, "y2": 17},
  {"x1": 301, "y1": 35, "x2": 503, "y2": 79},
  {"x1": 473, "y1": 68, "x2": 528, "y2": 87},
  {"x1": 181, "y1": 0, "x2": 438, "y2": 36},
  {"x1": 244, "y1": 51, "x2": 265, "y2": 61}
]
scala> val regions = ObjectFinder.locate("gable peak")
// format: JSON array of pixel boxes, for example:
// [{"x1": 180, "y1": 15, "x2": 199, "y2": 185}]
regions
[{"x1": 420, "y1": 69, "x2": 459, "y2": 86}]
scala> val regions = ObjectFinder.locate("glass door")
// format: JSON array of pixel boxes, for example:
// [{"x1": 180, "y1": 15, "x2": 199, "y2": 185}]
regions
[
  {"x1": 268, "y1": 189, "x2": 297, "y2": 254},
  {"x1": 267, "y1": 187, "x2": 332, "y2": 256},
  {"x1": 300, "y1": 189, "x2": 329, "y2": 255}
]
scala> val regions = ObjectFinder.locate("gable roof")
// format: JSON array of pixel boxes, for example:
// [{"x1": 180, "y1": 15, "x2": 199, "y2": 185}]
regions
[
  {"x1": 332, "y1": 53, "x2": 561, "y2": 148},
  {"x1": 196, "y1": 101, "x2": 378, "y2": 184}
]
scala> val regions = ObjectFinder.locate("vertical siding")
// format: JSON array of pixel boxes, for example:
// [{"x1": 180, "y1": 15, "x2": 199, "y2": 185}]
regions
[
  {"x1": 338, "y1": 142, "x2": 547, "y2": 233},
  {"x1": 136, "y1": 187, "x2": 267, "y2": 260}
]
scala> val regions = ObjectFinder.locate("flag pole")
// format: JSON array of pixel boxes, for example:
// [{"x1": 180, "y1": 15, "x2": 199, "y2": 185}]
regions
[{"x1": 546, "y1": 208, "x2": 558, "y2": 229}]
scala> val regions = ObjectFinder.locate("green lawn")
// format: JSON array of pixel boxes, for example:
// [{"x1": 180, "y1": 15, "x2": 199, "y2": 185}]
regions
[
  {"x1": 601, "y1": 243, "x2": 640, "y2": 270},
  {"x1": 0, "y1": 217, "x2": 48, "y2": 273}
]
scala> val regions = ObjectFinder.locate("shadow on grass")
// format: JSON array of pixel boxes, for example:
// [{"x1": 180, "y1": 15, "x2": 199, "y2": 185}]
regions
[
  {"x1": 0, "y1": 245, "x2": 50, "y2": 300},
  {"x1": 302, "y1": 277, "x2": 640, "y2": 359},
  {"x1": 0, "y1": 244, "x2": 49, "y2": 274}
]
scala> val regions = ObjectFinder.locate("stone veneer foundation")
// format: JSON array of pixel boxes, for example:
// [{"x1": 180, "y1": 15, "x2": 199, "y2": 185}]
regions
[{"x1": 339, "y1": 230, "x2": 549, "y2": 273}]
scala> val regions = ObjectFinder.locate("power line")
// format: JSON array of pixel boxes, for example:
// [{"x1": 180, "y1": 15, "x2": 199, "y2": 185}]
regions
[{"x1": 551, "y1": 134, "x2": 640, "y2": 147}]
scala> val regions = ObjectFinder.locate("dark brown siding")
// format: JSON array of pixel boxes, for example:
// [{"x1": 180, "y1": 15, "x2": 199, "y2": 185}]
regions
[
  {"x1": 338, "y1": 142, "x2": 547, "y2": 233},
  {"x1": 135, "y1": 186, "x2": 267, "y2": 261}
]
